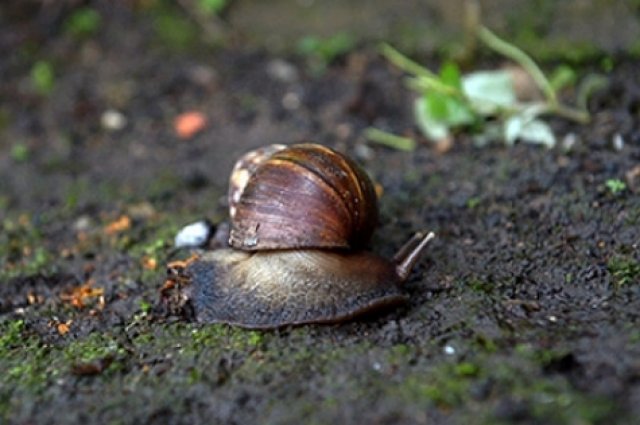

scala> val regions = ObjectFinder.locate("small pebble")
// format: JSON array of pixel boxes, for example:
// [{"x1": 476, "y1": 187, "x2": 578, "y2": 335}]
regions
[
  {"x1": 266, "y1": 59, "x2": 299, "y2": 83},
  {"x1": 73, "y1": 215, "x2": 93, "y2": 232},
  {"x1": 188, "y1": 65, "x2": 218, "y2": 87},
  {"x1": 353, "y1": 142, "x2": 374, "y2": 161},
  {"x1": 282, "y1": 92, "x2": 301, "y2": 110},
  {"x1": 174, "y1": 111, "x2": 208, "y2": 139},
  {"x1": 612, "y1": 133, "x2": 624, "y2": 151},
  {"x1": 443, "y1": 345, "x2": 456, "y2": 355},
  {"x1": 561, "y1": 132, "x2": 577, "y2": 151},
  {"x1": 174, "y1": 220, "x2": 212, "y2": 248},
  {"x1": 101, "y1": 109, "x2": 127, "y2": 131}
]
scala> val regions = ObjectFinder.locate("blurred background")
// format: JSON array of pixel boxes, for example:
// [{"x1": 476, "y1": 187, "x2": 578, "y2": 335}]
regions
[
  {"x1": 2, "y1": 0, "x2": 639, "y2": 214},
  {"x1": 2, "y1": 2, "x2": 640, "y2": 425}
]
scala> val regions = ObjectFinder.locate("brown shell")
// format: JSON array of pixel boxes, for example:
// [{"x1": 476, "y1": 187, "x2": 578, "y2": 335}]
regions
[{"x1": 228, "y1": 143, "x2": 379, "y2": 250}]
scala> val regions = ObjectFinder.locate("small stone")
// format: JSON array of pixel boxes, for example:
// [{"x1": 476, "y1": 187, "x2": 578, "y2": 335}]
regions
[
  {"x1": 174, "y1": 111, "x2": 208, "y2": 139},
  {"x1": 73, "y1": 215, "x2": 93, "y2": 232},
  {"x1": 353, "y1": 142, "x2": 374, "y2": 161},
  {"x1": 282, "y1": 92, "x2": 301, "y2": 110},
  {"x1": 101, "y1": 109, "x2": 127, "y2": 131},
  {"x1": 612, "y1": 133, "x2": 624, "y2": 151},
  {"x1": 336, "y1": 123, "x2": 353, "y2": 141},
  {"x1": 174, "y1": 220, "x2": 212, "y2": 248},
  {"x1": 188, "y1": 65, "x2": 218, "y2": 87},
  {"x1": 561, "y1": 132, "x2": 577, "y2": 151},
  {"x1": 266, "y1": 59, "x2": 299, "y2": 83}
]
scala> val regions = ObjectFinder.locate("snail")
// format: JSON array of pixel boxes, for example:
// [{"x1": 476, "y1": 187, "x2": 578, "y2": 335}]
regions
[{"x1": 165, "y1": 143, "x2": 435, "y2": 329}]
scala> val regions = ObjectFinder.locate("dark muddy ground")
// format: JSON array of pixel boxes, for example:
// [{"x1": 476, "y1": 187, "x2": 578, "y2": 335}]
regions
[{"x1": 1, "y1": 3, "x2": 639, "y2": 425}]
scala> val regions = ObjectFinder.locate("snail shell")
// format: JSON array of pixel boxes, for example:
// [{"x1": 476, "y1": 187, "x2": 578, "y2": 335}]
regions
[
  {"x1": 228, "y1": 143, "x2": 378, "y2": 250},
  {"x1": 165, "y1": 143, "x2": 435, "y2": 328}
]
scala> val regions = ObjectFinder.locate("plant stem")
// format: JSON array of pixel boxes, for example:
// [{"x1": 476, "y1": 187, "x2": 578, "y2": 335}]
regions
[
  {"x1": 478, "y1": 26, "x2": 557, "y2": 105},
  {"x1": 547, "y1": 104, "x2": 590, "y2": 124},
  {"x1": 365, "y1": 128, "x2": 416, "y2": 151},
  {"x1": 407, "y1": 76, "x2": 462, "y2": 98},
  {"x1": 379, "y1": 43, "x2": 439, "y2": 81}
]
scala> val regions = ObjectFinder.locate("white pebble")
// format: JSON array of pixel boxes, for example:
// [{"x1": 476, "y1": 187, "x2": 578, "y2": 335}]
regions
[
  {"x1": 561, "y1": 133, "x2": 577, "y2": 151},
  {"x1": 282, "y1": 92, "x2": 301, "y2": 110},
  {"x1": 266, "y1": 59, "x2": 299, "y2": 83},
  {"x1": 101, "y1": 109, "x2": 127, "y2": 131},
  {"x1": 174, "y1": 220, "x2": 212, "y2": 248},
  {"x1": 443, "y1": 345, "x2": 456, "y2": 355},
  {"x1": 613, "y1": 133, "x2": 624, "y2": 151}
]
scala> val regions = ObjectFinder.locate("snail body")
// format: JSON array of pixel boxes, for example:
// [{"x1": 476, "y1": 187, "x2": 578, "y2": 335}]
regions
[{"x1": 168, "y1": 143, "x2": 434, "y2": 329}]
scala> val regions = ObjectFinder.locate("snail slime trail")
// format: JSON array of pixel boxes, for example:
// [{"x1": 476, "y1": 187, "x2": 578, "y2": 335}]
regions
[{"x1": 164, "y1": 143, "x2": 435, "y2": 329}]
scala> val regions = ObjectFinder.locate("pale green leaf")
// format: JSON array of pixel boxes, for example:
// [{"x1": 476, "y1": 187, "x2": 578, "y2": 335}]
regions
[
  {"x1": 462, "y1": 70, "x2": 516, "y2": 115},
  {"x1": 414, "y1": 98, "x2": 450, "y2": 141},
  {"x1": 504, "y1": 116, "x2": 556, "y2": 148},
  {"x1": 439, "y1": 61, "x2": 462, "y2": 89}
]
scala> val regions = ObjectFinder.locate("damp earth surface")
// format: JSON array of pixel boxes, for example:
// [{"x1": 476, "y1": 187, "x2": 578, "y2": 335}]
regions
[{"x1": 1, "y1": 2, "x2": 639, "y2": 424}]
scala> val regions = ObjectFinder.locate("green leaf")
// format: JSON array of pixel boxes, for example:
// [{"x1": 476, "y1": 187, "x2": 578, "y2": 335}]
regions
[
  {"x1": 198, "y1": 0, "x2": 228, "y2": 14},
  {"x1": 440, "y1": 61, "x2": 462, "y2": 89},
  {"x1": 605, "y1": 179, "x2": 626, "y2": 195},
  {"x1": 414, "y1": 98, "x2": 450, "y2": 141},
  {"x1": 30, "y1": 61, "x2": 55, "y2": 95},
  {"x1": 297, "y1": 36, "x2": 320, "y2": 55},
  {"x1": 11, "y1": 143, "x2": 29, "y2": 162},
  {"x1": 414, "y1": 87, "x2": 475, "y2": 142},
  {"x1": 504, "y1": 115, "x2": 556, "y2": 148},
  {"x1": 425, "y1": 92, "x2": 448, "y2": 120},
  {"x1": 64, "y1": 7, "x2": 101, "y2": 37},
  {"x1": 462, "y1": 70, "x2": 516, "y2": 114},
  {"x1": 422, "y1": 92, "x2": 474, "y2": 125},
  {"x1": 444, "y1": 97, "x2": 475, "y2": 127}
]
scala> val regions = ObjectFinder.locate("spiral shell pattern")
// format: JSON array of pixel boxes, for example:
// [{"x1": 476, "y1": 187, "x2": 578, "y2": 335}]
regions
[{"x1": 227, "y1": 143, "x2": 378, "y2": 251}]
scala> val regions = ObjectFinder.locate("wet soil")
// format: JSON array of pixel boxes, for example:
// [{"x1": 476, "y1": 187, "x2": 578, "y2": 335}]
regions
[{"x1": 1, "y1": 3, "x2": 639, "y2": 425}]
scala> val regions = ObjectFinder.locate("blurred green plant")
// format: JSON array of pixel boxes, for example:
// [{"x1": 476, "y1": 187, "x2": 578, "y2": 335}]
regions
[
  {"x1": 0, "y1": 216, "x2": 55, "y2": 279},
  {"x1": 153, "y1": 0, "x2": 228, "y2": 48},
  {"x1": 64, "y1": 7, "x2": 101, "y2": 38},
  {"x1": 377, "y1": 26, "x2": 607, "y2": 149},
  {"x1": 297, "y1": 32, "x2": 355, "y2": 75},
  {"x1": 10, "y1": 143, "x2": 30, "y2": 163},
  {"x1": 605, "y1": 178, "x2": 626, "y2": 195},
  {"x1": 30, "y1": 61, "x2": 55, "y2": 95},
  {"x1": 365, "y1": 128, "x2": 416, "y2": 152},
  {"x1": 197, "y1": 0, "x2": 229, "y2": 15},
  {"x1": 607, "y1": 256, "x2": 640, "y2": 288},
  {"x1": 153, "y1": 6, "x2": 198, "y2": 50}
]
